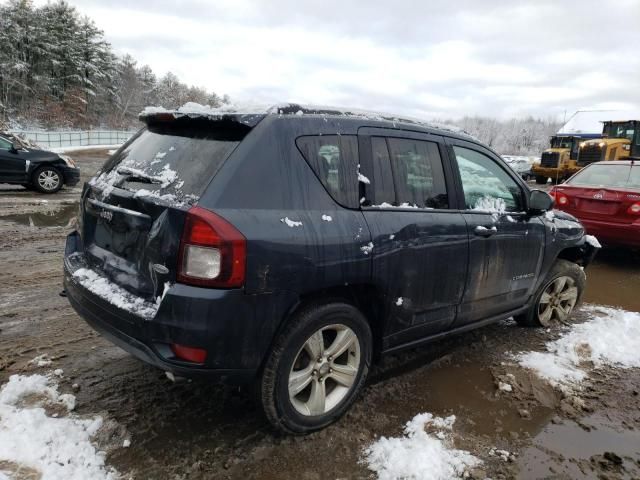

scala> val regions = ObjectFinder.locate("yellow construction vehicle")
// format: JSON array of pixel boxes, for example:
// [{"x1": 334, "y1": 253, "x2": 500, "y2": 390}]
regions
[
  {"x1": 531, "y1": 135, "x2": 592, "y2": 184},
  {"x1": 577, "y1": 119, "x2": 640, "y2": 166}
]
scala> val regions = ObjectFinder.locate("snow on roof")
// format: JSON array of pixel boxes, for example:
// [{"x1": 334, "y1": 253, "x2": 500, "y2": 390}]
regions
[
  {"x1": 558, "y1": 109, "x2": 640, "y2": 135},
  {"x1": 139, "y1": 102, "x2": 474, "y2": 139}
]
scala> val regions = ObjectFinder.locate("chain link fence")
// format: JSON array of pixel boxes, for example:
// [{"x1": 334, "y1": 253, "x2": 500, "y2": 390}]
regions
[{"x1": 10, "y1": 130, "x2": 137, "y2": 148}]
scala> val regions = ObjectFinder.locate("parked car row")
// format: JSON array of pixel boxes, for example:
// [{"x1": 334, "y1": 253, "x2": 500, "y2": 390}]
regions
[{"x1": 0, "y1": 132, "x2": 80, "y2": 193}]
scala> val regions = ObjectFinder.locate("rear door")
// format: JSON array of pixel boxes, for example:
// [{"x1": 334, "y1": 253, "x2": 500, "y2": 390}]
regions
[
  {"x1": 80, "y1": 119, "x2": 251, "y2": 301},
  {"x1": 0, "y1": 136, "x2": 27, "y2": 182},
  {"x1": 446, "y1": 139, "x2": 546, "y2": 325},
  {"x1": 358, "y1": 128, "x2": 469, "y2": 350}
]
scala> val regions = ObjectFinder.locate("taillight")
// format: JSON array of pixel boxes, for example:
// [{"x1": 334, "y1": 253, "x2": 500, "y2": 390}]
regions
[
  {"x1": 627, "y1": 202, "x2": 640, "y2": 215},
  {"x1": 177, "y1": 206, "x2": 246, "y2": 288},
  {"x1": 550, "y1": 189, "x2": 569, "y2": 206}
]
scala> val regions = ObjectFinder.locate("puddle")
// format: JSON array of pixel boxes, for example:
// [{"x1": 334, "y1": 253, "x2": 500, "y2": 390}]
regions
[
  {"x1": 2, "y1": 204, "x2": 77, "y2": 228},
  {"x1": 583, "y1": 248, "x2": 640, "y2": 312},
  {"x1": 377, "y1": 360, "x2": 554, "y2": 439},
  {"x1": 518, "y1": 415, "x2": 640, "y2": 479}
]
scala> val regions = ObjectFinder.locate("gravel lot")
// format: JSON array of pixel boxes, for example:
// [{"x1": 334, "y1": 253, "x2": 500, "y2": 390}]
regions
[{"x1": 1, "y1": 150, "x2": 639, "y2": 479}]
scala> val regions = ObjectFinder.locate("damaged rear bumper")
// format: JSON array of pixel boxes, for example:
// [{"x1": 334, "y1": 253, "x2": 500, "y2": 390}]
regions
[{"x1": 63, "y1": 231, "x2": 288, "y2": 384}]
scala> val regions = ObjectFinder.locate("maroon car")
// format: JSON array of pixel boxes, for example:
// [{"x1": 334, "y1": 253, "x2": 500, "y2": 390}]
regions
[{"x1": 550, "y1": 161, "x2": 640, "y2": 248}]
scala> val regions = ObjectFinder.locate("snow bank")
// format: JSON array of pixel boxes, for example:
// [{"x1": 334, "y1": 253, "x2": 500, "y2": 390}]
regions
[
  {"x1": 50, "y1": 144, "x2": 122, "y2": 153},
  {"x1": 0, "y1": 374, "x2": 117, "y2": 480},
  {"x1": 72, "y1": 267, "x2": 160, "y2": 319},
  {"x1": 363, "y1": 413, "x2": 480, "y2": 480},
  {"x1": 518, "y1": 306, "x2": 640, "y2": 388}
]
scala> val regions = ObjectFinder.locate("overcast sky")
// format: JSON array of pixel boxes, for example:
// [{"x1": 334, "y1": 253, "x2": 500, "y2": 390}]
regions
[{"x1": 34, "y1": 0, "x2": 640, "y2": 120}]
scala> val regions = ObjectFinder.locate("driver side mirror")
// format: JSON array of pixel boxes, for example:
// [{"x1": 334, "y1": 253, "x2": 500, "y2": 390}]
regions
[
  {"x1": 529, "y1": 189, "x2": 554, "y2": 213},
  {"x1": 9, "y1": 143, "x2": 18, "y2": 153}
]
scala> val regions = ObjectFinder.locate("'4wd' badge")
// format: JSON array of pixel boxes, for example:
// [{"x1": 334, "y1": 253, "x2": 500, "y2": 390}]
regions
[{"x1": 99, "y1": 210, "x2": 113, "y2": 222}]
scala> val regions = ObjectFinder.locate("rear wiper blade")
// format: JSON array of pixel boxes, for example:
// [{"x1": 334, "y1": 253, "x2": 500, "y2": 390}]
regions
[{"x1": 116, "y1": 167, "x2": 161, "y2": 184}]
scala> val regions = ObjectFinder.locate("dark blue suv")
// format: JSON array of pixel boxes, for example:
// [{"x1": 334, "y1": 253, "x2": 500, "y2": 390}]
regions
[{"x1": 63, "y1": 104, "x2": 598, "y2": 433}]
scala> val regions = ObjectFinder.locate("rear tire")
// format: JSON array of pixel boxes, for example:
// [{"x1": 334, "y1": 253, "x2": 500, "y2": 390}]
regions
[
  {"x1": 535, "y1": 175, "x2": 547, "y2": 185},
  {"x1": 259, "y1": 301, "x2": 372, "y2": 434},
  {"x1": 515, "y1": 259, "x2": 585, "y2": 327},
  {"x1": 32, "y1": 165, "x2": 63, "y2": 193}
]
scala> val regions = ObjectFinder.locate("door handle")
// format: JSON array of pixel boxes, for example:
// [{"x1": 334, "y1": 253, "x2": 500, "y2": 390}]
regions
[{"x1": 474, "y1": 225, "x2": 498, "y2": 237}]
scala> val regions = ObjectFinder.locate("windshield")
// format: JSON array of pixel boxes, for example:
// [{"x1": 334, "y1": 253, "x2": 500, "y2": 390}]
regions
[
  {"x1": 95, "y1": 122, "x2": 248, "y2": 202},
  {"x1": 550, "y1": 136, "x2": 574, "y2": 149},
  {"x1": 567, "y1": 164, "x2": 640, "y2": 188},
  {"x1": 604, "y1": 122, "x2": 636, "y2": 141}
]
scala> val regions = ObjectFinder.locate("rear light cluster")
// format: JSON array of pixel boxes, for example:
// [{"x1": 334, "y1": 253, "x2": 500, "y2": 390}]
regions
[
  {"x1": 628, "y1": 203, "x2": 640, "y2": 215},
  {"x1": 550, "y1": 189, "x2": 569, "y2": 206},
  {"x1": 177, "y1": 206, "x2": 246, "y2": 288}
]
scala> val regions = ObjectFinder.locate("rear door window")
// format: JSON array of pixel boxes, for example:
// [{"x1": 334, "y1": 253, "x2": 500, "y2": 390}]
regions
[
  {"x1": 296, "y1": 135, "x2": 359, "y2": 208},
  {"x1": 96, "y1": 122, "x2": 248, "y2": 203},
  {"x1": 385, "y1": 138, "x2": 449, "y2": 209}
]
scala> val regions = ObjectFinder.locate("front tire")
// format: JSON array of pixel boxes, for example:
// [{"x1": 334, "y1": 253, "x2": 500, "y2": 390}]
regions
[
  {"x1": 33, "y1": 165, "x2": 63, "y2": 193},
  {"x1": 259, "y1": 302, "x2": 372, "y2": 434},
  {"x1": 515, "y1": 260, "x2": 585, "y2": 327}
]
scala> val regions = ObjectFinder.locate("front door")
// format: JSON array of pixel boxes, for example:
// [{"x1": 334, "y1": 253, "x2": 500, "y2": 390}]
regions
[
  {"x1": 0, "y1": 136, "x2": 27, "y2": 182},
  {"x1": 358, "y1": 128, "x2": 469, "y2": 351},
  {"x1": 446, "y1": 140, "x2": 546, "y2": 325}
]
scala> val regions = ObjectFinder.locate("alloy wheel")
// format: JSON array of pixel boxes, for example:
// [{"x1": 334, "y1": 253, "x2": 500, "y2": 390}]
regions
[
  {"x1": 288, "y1": 324, "x2": 361, "y2": 416},
  {"x1": 537, "y1": 275, "x2": 578, "y2": 326},
  {"x1": 38, "y1": 169, "x2": 61, "y2": 191}
]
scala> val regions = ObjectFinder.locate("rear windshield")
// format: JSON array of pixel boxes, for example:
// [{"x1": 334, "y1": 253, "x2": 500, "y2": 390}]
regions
[
  {"x1": 567, "y1": 164, "x2": 640, "y2": 188},
  {"x1": 95, "y1": 121, "x2": 248, "y2": 203}
]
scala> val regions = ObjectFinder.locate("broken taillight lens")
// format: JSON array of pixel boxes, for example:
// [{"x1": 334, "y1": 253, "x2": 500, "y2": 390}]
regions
[{"x1": 177, "y1": 206, "x2": 246, "y2": 288}]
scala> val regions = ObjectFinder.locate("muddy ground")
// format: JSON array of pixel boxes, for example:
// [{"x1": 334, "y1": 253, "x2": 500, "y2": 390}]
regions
[{"x1": 0, "y1": 150, "x2": 639, "y2": 479}]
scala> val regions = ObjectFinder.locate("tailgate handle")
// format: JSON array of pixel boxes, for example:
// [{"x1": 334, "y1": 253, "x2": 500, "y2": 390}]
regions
[{"x1": 87, "y1": 198, "x2": 151, "y2": 221}]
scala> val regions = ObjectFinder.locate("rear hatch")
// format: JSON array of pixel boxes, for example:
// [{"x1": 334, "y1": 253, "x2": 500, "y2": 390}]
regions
[{"x1": 79, "y1": 115, "x2": 256, "y2": 303}]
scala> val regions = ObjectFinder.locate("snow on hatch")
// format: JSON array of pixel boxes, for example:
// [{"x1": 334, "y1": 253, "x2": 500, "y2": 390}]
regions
[
  {"x1": 280, "y1": 217, "x2": 303, "y2": 228},
  {"x1": 518, "y1": 306, "x2": 640, "y2": 389},
  {"x1": 0, "y1": 374, "x2": 118, "y2": 480},
  {"x1": 362, "y1": 413, "x2": 481, "y2": 480},
  {"x1": 72, "y1": 268, "x2": 160, "y2": 320}
]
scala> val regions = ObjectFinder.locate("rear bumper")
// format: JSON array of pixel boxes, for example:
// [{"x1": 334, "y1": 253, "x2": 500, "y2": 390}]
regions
[
  {"x1": 63, "y1": 231, "x2": 292, "y2": 383},
  {"x1": 61, "y1": 166, "x2": 80, "y2": 186},
  {"x1": 580, "y1": 218, "x2": 640, "y2": 248}
]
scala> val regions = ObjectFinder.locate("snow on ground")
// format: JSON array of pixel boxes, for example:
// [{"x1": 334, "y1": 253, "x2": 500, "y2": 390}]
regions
[
  {"x1": 72, "y1": 267, "x2": 160, "y2": 319},
  {"x1": 0, "y1": 374, "x2": 117, "y2": 480},
  {"x1": 363, "y1": 413, "x2": 481, "y2": 480},
  {"x1": 49, "y1": 144, "x2": 122, "y2": 153},
  {"x1": 518, "y1": 306, "x2": 640, "y2": 389}
]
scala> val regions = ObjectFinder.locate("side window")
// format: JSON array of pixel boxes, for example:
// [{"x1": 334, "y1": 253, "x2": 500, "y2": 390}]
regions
[
  {"x1": 296, "y1": 135, "x2": 359, "y2": 208},
  {"x1": 0, "y1": 137, "x2": 12, "y2": 151},
  {"x1": 453, "y1": 146, "x2": 524, "y2": 212},
  {"x1": 386, "y1": 138, "x2": 449, "y2": 209}
]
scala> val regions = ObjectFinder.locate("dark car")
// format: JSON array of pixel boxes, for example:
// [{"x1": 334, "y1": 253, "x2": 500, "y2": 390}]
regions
[
  {"x1": 63, "y1": 105, "x2": 598, "y2": 434},
  {"x1": 0, "y1": 133, "x2": 80, "y2": 193},
  {"x1": 550, "y1": 160, "x2": 640, "y2": 248}
]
